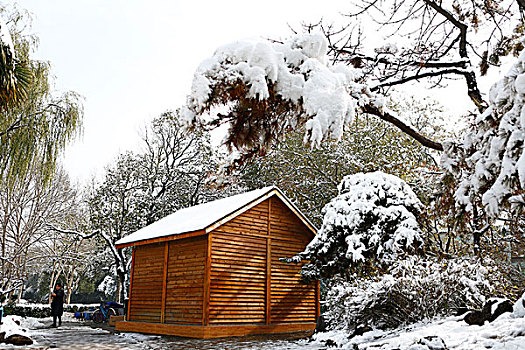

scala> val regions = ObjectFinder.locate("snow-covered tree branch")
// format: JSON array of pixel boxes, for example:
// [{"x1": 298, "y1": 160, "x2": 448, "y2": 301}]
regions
[{"x1": 182, "y1": 33, "x2": 442, "y2": 168}]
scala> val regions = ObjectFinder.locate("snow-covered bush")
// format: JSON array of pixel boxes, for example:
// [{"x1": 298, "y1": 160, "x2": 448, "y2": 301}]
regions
[
  {"x1": 323, "y1": 256, "x2": 505, "y2": 330},
  {"x1": 295, "y1": 171, "x2": 423, "y2": 281},
  {"x1": 97, "y1": 275, "x2": 117, "y2": 299}
]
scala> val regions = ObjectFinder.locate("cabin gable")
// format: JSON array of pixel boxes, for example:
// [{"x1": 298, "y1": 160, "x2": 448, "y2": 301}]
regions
[{"x1": 208, "y1": 196, "x2": 317, "y2": 326}]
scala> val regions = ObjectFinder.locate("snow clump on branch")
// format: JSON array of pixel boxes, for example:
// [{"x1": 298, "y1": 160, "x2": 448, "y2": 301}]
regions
[
  {"x1": 293, "y1": 171, "x2": 423, "y2": 281},
  {"x1": 0, "y1": 17, "x2": 14, "y2": 59},
  {"x1": 182, "y1": 33, "x2": 376, "y2": 162},
  {"x1": 442, "y1": 46, "x2": 525, "y2": 217}
]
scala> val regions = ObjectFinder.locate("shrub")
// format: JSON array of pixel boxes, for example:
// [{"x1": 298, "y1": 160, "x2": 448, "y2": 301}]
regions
[
  {"x1": 3, "y1": 304, "x2": 95, "y2": 318},
  {"x1": 296, "y1": 172, "x2": 424, "y2": 282},
  {"x1": 323, "y1": 256, "x2": 508, "y2": 330}
]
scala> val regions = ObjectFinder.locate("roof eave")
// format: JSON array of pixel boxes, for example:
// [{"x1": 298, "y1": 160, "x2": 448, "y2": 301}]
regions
[{"x1": 115, "y1": 229, "x2": 206, "y2": 249}]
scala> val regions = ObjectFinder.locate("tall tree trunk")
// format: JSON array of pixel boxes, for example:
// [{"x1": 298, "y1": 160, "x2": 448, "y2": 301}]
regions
[
  {"x1": 65, "y1": 266, "x2": 75, "y2": 304},
  {"x1": 116, "y1": 271, "x2": 125, "y2": 303},
  {"x1": 48, "y1": 264, "x2": 61, "y2": 304}
]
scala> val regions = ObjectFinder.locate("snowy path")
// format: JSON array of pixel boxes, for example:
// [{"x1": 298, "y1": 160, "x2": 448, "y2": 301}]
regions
[
  {"x1": 4, "y1": 318, "x2": 325, "y2": 350},
  {"x1": 4, "y1": 313, "x2": 525, "y2": 349}
]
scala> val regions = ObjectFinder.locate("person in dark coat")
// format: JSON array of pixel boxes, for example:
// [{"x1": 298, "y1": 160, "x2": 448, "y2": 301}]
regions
[{"x1": 50, "y1": 282, "x2": 65, "y2": 327}]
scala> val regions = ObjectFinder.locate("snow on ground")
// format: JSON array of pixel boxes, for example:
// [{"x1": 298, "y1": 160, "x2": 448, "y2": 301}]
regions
[
  {"x1": 312, "y1": 313, "x2": 525, "y2": 349},
  {"x1": 2, "y1": 310, "x2": 525, "y2": 349},
  {"x1": 0, "y1": 314, "x2": 45, "y2": 338}
]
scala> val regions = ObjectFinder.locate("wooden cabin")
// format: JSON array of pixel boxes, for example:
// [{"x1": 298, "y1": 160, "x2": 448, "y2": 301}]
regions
[{"x1": 114, "y1": 186, "x2": 319, "y2": 339}]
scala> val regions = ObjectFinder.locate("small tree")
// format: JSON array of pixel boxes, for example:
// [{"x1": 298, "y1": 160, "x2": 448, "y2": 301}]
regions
[{"x1": 294, "y1": 171, "x2": 424, "y2": 281}]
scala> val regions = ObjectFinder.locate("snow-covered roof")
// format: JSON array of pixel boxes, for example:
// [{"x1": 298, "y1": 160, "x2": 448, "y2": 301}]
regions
[{"x1": 115, "y1": 186, "x2": 315, "y2": 248}]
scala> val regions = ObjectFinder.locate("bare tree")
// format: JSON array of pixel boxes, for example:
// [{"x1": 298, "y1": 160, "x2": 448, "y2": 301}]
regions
[
  {"x1": 59, "y1": 111, "x2": 224, "y2": 303},
  {"x1": 0, "y1": 164, "x2": 80, "y2": 301},
  {"x1": 320, "y1": 0, "x2": 522, "y2": 109}
]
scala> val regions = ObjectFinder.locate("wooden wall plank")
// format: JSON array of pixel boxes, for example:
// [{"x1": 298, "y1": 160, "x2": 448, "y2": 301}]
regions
[
  {"x1": 161, "y1": 242, "x2": 169, "y2": 323},
  {"x1": 203, "y1": 233, "x2": 212, "y2": 325},
  {"x1": 164, "y1": 236, "x2": 206, "y2": 325},
  {"x1": 265, "y1": 197, "x2": 271, "y2": 325},
  {"x1": 115, "y1": 320, "x2": 315, "y2": 339},
  {"x1": 128, "y1": 243, "x2": 165, "y2": 322},
  {"x1": 209, "y1": 231, "x2": 266, "y2": 325},
  {"x1": 269, "y1": 198, "x2": 317, "y2": 324},
  {"x1": 127, "y1": 247, "x2": 136, "y2": 321}
]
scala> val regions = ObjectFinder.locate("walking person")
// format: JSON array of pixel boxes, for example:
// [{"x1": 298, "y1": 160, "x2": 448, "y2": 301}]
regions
[{"x1": 50, "y1": 282, "x2": 64, "y2": 328}]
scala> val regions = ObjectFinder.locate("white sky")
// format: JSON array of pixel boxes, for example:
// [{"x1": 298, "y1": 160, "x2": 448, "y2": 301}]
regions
[
  {"x1": 10, "y1": 0, "x2": 509, "y2": 184},
  {"x1": 14, "y1": 0, "x2": 344, "y2": 182}
]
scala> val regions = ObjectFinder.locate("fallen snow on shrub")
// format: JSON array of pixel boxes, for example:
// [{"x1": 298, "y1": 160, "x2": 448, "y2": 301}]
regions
[
  {"x1": 295, "y1": 171, "x2": 423, "y2": 280},
  {"x1": 323, "y1": 256, "x2": 502, "y2": 331},
  {"x1": 512, "y1": 291, "x2": 525, "y2": 318},
  {"x1": 311, "y1": 312, "x2": 525, "y2": 349}
]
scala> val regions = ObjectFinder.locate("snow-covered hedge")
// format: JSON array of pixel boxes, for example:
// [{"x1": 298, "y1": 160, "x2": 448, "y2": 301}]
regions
[
  {"x1": 323, "y1": 256, "x2": 504, "y2": 330},
  {"x1": 3, "y1": 304, "x2": 95, "y2": 318},
  {"x1": 295, "y1": 171, "x2": 423, "y2": 281}
]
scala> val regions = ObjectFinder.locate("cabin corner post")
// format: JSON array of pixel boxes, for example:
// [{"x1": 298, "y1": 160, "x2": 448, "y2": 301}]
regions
[
  {"x1": 127, "y1": 247, "x2": 136, "y2": 321},
  {"x1": 266, "y1": 197, "x2": 272, "y2": 325},
  {"x1": 161, "y1": 242, "x2": 169, "y2": 323},
  {"x1": 315, "y1": 280, "x2": 320, "y2": 322},
  {"x1": 203, "y1": 232, "x2": 212, "y2": 326}
]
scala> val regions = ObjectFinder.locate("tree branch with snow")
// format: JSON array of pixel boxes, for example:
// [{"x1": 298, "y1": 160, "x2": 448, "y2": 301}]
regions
[{"x1": 182, "y1": 33, "x2": 442, "y2": 167}]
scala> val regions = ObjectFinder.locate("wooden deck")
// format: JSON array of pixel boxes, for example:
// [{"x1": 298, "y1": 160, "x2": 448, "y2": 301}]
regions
[{"x1": 115, "y1": 321, "x2": 316, "y2": 339}]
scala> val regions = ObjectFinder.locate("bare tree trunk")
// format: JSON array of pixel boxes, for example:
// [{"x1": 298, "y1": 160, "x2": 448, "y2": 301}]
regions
[
  {"x1": 1, "y1": 224, "x2": 5, "y2": 277},
  {"x1": 48, "y1": 263, "x2": 61, "y2": 304},
  {"x1": 116, "y1": 271, "x2": 126, "y2": 303},
  {"x1": 16, "y1": 284, "x2": 23, "y2": 303},
  {"x1": 65, "y1": 265, "x2": 76, "y2": 304}
]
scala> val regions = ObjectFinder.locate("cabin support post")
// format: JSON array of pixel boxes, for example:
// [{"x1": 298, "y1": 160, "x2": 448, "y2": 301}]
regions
[
  {"x1": 203, "y1": 233, "x2": 212, "y2": 325},
  {"x1": 161, "y1": 242, "x2": 169, "y2": 323},
  {"x1": 315, "y1": 280, "x2": 320, "y2": 322},
  {"x1": 266, "y1": 197, "x2": 272, "y2": 325},
  {"x1": 127, "y1": 247, "x2": 136, "y2": 321}
]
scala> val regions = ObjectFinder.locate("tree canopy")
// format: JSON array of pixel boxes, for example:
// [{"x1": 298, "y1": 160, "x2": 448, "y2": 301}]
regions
[
  {"x1": 0, "y1": 5, "x2": 82, "y2": 187},
  {"x1": 240, "y1": 95, "x2": 442, "y2": 225},
  {"x1": 181, "y1": 0, "x2": 525, "y2": 237}
]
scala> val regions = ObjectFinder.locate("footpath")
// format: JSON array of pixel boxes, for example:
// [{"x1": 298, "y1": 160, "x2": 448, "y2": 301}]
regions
[{"x1": 10, "y1": 319, "x2": 321, "y2": 350}]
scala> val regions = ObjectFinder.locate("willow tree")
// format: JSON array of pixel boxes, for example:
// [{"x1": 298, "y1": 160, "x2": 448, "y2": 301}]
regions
[
  {"x1": 0, "y1": 5, "x2": 82, "y2": 289},
  {"x1": 0, "y1": 10, "x2": 30, "y2": 111},
  {"x1": 0, "y1": 5, "x2": 82, "y2": 187}
]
